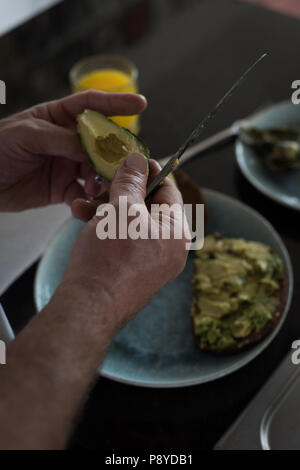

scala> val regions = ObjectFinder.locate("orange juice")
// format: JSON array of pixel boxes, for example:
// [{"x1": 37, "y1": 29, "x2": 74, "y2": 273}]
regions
[{"x1": 74, "y1": 69, "x2": 139, "y2": 133}]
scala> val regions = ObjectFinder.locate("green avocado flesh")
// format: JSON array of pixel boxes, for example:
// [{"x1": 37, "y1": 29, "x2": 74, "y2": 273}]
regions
[
  {"x1": 191, "y1": 234, "x2": 283, "y2": 352},
  {"x1": 77, "y1": 109, "x2": 150, "y2": 181}
]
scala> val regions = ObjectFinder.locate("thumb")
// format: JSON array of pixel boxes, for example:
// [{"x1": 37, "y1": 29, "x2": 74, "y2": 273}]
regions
[{"x1": 109, "y1": 153, "x2": 149, "y2": 205}]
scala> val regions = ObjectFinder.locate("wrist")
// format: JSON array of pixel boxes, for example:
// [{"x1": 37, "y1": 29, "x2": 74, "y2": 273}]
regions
[{"x1": 52, "y1": 277, "x2": 119, "y2": 341}]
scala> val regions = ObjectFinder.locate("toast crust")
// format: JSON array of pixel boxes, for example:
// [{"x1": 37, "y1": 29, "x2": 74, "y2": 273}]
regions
[{"x1": 173, "y1": 169, "x2": 208, "y2": 228}]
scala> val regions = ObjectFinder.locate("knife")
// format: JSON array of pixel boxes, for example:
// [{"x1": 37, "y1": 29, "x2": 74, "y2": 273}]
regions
[{"x1": 146, "y1": 53, "x2": 267, "y2": 198}]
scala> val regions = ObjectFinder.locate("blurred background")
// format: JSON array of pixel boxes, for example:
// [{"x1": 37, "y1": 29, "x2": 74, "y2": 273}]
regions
[
  {"x1": 0, "y1": 0, "x2": 201, "y2": 118},
  {"x1": 1, "y1": 0, "x2": 300, "y2": 156}
]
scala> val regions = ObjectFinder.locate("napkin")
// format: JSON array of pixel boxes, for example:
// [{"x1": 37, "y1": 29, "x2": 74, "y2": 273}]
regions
[{"x1": 0, "y1": 204, "x2": 70, "y2": 296}]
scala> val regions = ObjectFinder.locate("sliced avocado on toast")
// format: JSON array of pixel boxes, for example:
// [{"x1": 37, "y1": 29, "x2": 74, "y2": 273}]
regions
[
  {"x1": 77, "y1": 109, "x2": 150, "y2": 181},
  {"x1": 191, "y1": 233, "x2": 285, "y2": 355}
]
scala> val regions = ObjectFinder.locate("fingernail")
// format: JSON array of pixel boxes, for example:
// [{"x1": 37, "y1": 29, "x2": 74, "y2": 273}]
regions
[
  {"x1": 125, "y1": 153, "x2": 148, "y2": 174},
  {"x1": 138, "y1": 94, "x2": 147, "y2": 101}
]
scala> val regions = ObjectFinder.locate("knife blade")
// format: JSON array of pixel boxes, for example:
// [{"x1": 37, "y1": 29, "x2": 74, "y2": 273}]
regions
[{"x1": 146, "y1": 53, "x2": 267, "y2": 198}]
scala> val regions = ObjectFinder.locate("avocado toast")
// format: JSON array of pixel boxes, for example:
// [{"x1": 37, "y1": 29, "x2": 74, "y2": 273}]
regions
[{"x1": 191, "y1": 233, "x2": 286, "y2": 354}]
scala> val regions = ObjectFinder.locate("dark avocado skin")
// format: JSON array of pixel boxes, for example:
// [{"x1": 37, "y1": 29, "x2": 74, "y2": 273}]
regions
[{"x1": 125, "y1": 128, "x2": 150, "y2": 158}]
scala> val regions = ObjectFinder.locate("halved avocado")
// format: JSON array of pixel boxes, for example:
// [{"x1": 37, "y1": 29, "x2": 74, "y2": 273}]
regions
[{"x1": 77, "y1": 109, "x2": 150, "y2": 181}]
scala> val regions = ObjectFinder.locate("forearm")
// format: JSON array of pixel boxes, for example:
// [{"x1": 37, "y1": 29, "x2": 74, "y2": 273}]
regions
[{"x1": 0, "y1": 280, "x2": 116, "y2": 450}]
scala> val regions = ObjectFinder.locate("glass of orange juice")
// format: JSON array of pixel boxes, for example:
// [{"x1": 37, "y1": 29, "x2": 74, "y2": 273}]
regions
[{"x1": 69, "y1": 54, "x2": 140, "y2": 134}]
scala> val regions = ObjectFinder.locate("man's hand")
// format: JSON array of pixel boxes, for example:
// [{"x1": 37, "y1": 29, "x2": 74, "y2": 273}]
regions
[
  {"x1": 0, "y1": 90, "x2": 146, "y2": 211},
  {"x1": 63, "y1": 153, "x2": 191, "y2": 332},
  {"x1": 0, "y1": 153, "x2": 190, "y2": 449}
]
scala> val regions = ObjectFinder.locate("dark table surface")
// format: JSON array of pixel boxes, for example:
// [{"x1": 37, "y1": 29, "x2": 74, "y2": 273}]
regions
[{"x1": 1, "y1": 0, "x2": 300, "y2": 450}]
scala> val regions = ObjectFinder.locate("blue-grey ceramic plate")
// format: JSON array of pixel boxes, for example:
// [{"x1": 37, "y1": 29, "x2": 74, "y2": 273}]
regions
[
  {"x1": 34, "y1": 189, "x2": 293, "y2": 388},
  {"x1": 236, "y1": 101, "x2": 300, "y2": 210}
]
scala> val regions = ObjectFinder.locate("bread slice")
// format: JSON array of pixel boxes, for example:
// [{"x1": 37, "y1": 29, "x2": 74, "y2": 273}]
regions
[
  {"x1": 173, "y1": 169, "x2": 208, "y2": 230},
  {"x1": 191, "y1": 233, "x2": 287, "y2": 355}
]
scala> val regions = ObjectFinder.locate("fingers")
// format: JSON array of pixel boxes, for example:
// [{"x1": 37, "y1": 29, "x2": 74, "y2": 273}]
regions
[
  {"x1": 109, "y1": 153, "x2": 149, "y2": 205},
  {"x1": 80, "y1": 161, "x2": 98, "y2": 180},
  {"x1": 71, "y1": 199, "x2": 99, "y2": 221},
  {"x1": 80, "y1": 163, "x2": 102, "y2": 196},
  {"x1": 50, "y1": 159, "x2": 83, "y2": 204},
  {"x1": 85, "y1": 175, "x2": 111, "y2": 198},
  {"x1": 79, "y1": 162, "x2": 112, "y2": 198},
  {"x1": 64, "y1": 181, "x2": 86, "y2": 206},
  {"x1": 148, "y1": 159, "x2": 183, "y2": 207},
  {"x1": 71, "y1": 192, "x2": 109, "y2": 221},
  {"x1": 21, "y1": 119, "x2": 87, "y2": 162},
  {"x1": 35, "y1": 91, "x2": 147, "y2": 130}
]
